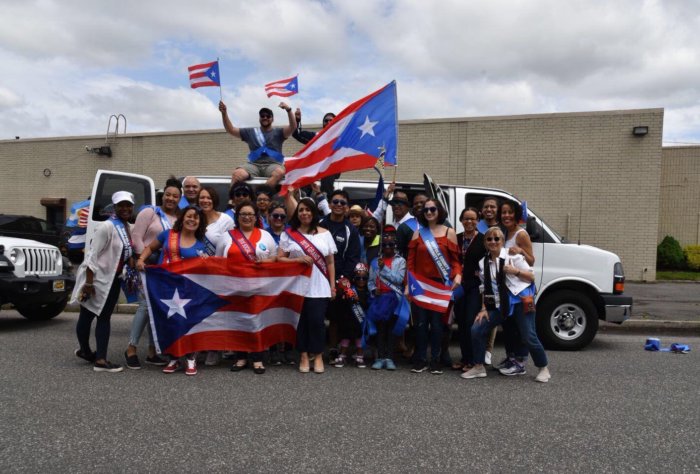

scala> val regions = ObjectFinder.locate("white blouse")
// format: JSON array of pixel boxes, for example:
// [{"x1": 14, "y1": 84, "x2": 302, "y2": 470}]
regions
[
  {"x1": 216, "y1": 228, "x2": 278, "y2": 259},
  {"x1": 205, "y1": 212, "x2": 235, "y2": 249},
  {"x1": 279, "y1": 230, "x2": 337, "y2": 298},
  {"x1": 479, "y1": 248, "x2": 533, "y2": 303}
]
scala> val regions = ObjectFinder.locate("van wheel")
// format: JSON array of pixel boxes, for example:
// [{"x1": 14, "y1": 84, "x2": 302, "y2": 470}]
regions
[
  {"x1": 16, "y1": 298, "x2": 67, "y2": 321},
  {"x1": 536, "y1": 290, "x2": 598, "y2": 350}
]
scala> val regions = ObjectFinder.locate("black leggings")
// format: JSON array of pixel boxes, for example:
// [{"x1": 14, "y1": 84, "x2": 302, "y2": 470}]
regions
[{"x1": 76, "y1": 276, "x2": 121, "y2": 361}]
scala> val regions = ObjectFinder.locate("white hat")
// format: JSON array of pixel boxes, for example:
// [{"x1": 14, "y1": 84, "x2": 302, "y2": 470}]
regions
[{"x1": 112, "y1": 191, "x2": 135, "y2": 205}]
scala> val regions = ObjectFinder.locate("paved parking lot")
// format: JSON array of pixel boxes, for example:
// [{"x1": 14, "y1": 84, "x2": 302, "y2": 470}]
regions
[{"x1": 1, "y1": 310, "x2": 698, "y2": 472}]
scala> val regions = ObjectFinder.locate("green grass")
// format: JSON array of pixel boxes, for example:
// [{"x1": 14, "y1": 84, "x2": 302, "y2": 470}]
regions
[{"x1": 656, "y1": 270, "x2": 700, "y2": 281}]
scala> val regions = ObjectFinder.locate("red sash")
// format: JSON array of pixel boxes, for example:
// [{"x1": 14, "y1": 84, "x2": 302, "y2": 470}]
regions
[
  {"x1": 164, "y1": 231, "x2": 182, "y2": 263},
  {"x1": 228, "y1": 228, "x2": 257, "y2": 262},
  {"x1": 285, "y1": 228, "x2": 328, "y2": 278}
]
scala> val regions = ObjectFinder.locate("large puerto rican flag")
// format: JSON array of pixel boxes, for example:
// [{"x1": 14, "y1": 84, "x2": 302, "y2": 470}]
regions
[
  {"x1": 407, "y1": 271, "x2": 452, "y2": 313},
  {"x1": 281, "y1": 81, "x2": 398, "y2": 193},
  {"x1": 143, "y1": 257, "x2": 311, "y2": 357}
]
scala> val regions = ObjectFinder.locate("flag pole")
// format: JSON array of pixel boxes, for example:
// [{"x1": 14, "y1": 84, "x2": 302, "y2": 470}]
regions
[{"x1": 217, "y1": 56, "x2": 223, "y2": 102}]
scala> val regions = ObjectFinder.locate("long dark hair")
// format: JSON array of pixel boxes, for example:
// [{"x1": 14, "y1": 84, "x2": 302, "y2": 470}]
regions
[
  {"x1": 417, "y1": 199, "x2": 447, "y2": 227},
  {"x1": 173, "y1": 205, "x2": 207, "y2": 241},
  {"x1": 198, "y1": 186, "x2": 220, "y2": 209},
  {"x1": 234, "y1": 199, "x2": 262, "y2": 229},
  {"x1": 289, "y1": 198, "x2": 320, "y2": 233}
]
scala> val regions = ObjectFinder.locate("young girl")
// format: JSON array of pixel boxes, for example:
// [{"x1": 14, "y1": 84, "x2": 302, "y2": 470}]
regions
[
  {"x1": 367, "y1": 228, "x2": 407, "y2": 370},
  {"x1": 333, "y1": 264, "x2": 369, "y2": 368}
]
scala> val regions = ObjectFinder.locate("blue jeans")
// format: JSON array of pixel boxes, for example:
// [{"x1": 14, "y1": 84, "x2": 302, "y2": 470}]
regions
[
  {"x1": 128, "y1": 290, "x2": 154, "y2": 347},
  {"x1": 471, "y1": 304, "x2": 548, "y2": 368},
  {"x1": 412, "y1": 304, "x2": 444, "y2": 363}
]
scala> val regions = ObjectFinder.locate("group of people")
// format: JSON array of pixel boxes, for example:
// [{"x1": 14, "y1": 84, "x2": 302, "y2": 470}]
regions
[{"x1": 71, "y1": 174, "x2": 551, "y2": 383}]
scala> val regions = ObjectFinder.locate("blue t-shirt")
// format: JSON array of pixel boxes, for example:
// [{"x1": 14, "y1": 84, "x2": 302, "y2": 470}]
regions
[{"x1": 156, "y1": 230, "x2": 208, "y2": 263}]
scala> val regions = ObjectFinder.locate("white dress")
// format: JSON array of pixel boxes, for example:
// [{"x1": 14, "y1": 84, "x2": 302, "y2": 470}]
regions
[
  {"x1": 205, "y1": 212, "x2": 235, "y2": 250},
  {"x1": 279, "y1": 230, "x2": 337, "y2": 298}
]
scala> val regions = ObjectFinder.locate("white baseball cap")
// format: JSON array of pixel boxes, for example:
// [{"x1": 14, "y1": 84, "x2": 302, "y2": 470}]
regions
[{"x1": 111, "y1": 191, "x2": 135, "y2": 205}]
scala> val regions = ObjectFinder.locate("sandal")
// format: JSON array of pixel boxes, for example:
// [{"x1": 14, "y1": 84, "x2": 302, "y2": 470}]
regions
[
  {"x1": 451, "y1": 362, "x2": 465, "y2": 371},
  {"x1": 253, "y1": 364, "x2": 266, "y2": 375},
  {"x1": 230, "y1": 360, "x2": 248, "y2": 372}
]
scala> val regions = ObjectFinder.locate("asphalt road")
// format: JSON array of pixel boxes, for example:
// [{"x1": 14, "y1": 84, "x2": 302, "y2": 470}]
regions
[
  {"x1": 1, "y1": 311, "x2": 698, "y2": 473},
  {"x1": 625, "y1": 281, "x2": 700, "y2": 322}
]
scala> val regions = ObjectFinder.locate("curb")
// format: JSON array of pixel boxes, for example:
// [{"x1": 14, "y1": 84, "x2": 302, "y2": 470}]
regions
[{"x1": 600, "y1": 320, "x2": 700, "y2": 335}]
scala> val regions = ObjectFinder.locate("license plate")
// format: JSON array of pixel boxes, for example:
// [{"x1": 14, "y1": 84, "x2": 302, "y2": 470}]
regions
[{"x1": 53, "y1": 280, "x2": 65, "y2": 292}]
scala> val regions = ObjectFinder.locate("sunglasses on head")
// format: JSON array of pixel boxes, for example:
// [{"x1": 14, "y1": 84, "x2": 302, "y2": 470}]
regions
[
  {"x1": 331, "y1": 199, "x2": 348, "y2": 206},
  {"x1": 270, "y1": 213, "x2": 286, "y2": 220},
  {"x1": 423, "y1": 206, "x2": 438, "y2": 214},
  {"x1": 486, "y1": 237, "x2": 501, "y2": 242}
]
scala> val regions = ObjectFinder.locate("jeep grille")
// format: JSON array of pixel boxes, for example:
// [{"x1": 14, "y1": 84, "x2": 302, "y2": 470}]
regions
[{"x1": 20, "y1": 247, "x2": 60, "y2": 275}]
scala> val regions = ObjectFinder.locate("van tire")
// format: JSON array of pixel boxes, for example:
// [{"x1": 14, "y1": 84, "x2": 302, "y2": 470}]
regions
[{"x1": 536, "y1": 290, "x2": 598, "y2": 350}]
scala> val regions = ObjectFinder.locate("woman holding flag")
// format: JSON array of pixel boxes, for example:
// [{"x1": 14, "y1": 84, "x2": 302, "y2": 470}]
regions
[
  {"x1": 278, "y1": 195, "x2": 337, "y2": 374},
  {"x1": 215, "y1": 200, "x2": 277, "y2": 374},
  {"x1": 407, "y1": 199, "x2": 462, "y2": 375},
  {"x1": 136, "y1": 206, "x2": 209, "y2": 375},
  {"x1": 124, "y1": 178, "x2": 181, "y2": 369}
]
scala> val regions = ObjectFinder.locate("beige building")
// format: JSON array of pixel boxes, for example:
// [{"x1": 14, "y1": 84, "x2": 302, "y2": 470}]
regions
[
  {"x1": 0, "y1": 107, "x2": 666, "y2": 280},
  {"x1": 659, "y1": 145, "x2": 700, "y2": 247}
]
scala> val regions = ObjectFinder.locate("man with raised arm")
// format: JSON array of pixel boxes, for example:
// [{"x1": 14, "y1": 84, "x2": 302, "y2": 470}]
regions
[{"x1": 219, "y1": 101, "x2": 297, "y2": 188}]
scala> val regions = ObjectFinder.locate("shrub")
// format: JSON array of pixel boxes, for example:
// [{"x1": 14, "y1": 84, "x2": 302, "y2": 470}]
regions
[
  {"x1": 685, "y1": 245, "x2": 700, "y2": 271},
  {"x1": 657, "y1": 236, "x2": 686, "y2": 269}
]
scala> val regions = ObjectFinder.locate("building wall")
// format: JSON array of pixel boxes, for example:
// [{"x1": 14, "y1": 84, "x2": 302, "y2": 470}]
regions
[
  {"x1": 0, "y1": 108, "x2": 664, "y2": 280},
  {"x1": 659, "y1": 146, "x2": 700, "y2": 246}
]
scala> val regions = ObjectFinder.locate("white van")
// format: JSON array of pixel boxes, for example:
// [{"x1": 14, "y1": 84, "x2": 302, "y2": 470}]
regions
[{"x1": 85, "y1": 170, "x2": 632, "y2": 350}]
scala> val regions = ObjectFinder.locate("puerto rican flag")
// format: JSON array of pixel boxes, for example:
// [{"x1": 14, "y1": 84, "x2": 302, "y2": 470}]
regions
[
  {"x1": 188, "y1": 60, "x2": 221, "y2": 89},
  {"x1": 281, "y1": 81, "x2": 398, "y2": 194},
  {"x1": 143, "y1": 257, "x2": 311, "y2": 357},
  {"x1": 264, "y1": 75, "x2": 299, "y2": 98},
  {"x1": 407, "y1": 271, "x2": 452, "y2": 313}
]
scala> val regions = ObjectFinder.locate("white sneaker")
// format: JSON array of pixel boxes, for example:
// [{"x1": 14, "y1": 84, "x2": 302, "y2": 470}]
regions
[
  {"x1": 535, "y1": 366, "x2": 551, "y2": 383},
  {"x1": 484, "y1": 351, "x2": 492, "y2": 365},
  {"x1": 461, "y1": 365, "x2": 487, "y2": 379},
  {"x1": 205, "y1": 351, "x2": 221, "y2": 366}
]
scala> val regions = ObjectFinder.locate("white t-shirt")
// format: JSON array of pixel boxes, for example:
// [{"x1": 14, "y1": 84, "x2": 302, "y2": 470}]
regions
[
  {"x1": 205, "y1": 212, "x2": 235, "y2": 249},
  {"x1": 479, "y1": 248, "x2": 533, "y2": 304},
  {"x1": 216, "y1": 228, "x2": 278, "y2": 259},
  {"x1": 279, "y1": 230, "x2": 337, "y2": 298}
]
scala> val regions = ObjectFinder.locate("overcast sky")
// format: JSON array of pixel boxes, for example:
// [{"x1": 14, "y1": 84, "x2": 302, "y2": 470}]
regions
[{"x1": 1, "y1": 0, "x2": 698, "y2": 144}]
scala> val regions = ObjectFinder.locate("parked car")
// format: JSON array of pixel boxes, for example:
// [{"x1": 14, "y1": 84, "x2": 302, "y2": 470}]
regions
[
  {"x1": 0, "y1": 214, "x2": 63, "y2": 249},
  {"x1": 84, "y1": 169, "x2": 632, "y2": 350},
  {"x1": 0, "y1": 236, "x2": 75, "y2": 320}
]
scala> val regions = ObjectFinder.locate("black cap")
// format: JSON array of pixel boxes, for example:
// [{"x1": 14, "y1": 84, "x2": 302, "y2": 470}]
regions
[{"x1": 259, "y1": 107, "x2": 273, "y2": 117}]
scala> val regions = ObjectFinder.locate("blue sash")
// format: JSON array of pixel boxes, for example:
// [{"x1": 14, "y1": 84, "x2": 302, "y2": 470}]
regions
[
  {"x1": 368, "y1": 258, "x2": 410, "y2": 337},
  {"x1": 178, "y1": 195, "x2": 190, "y2": 209},
  {"x1": 418, "y1": 226, "x2": 451, "y2": 285},
  {"x1": 248, "y1": 128, "x2": 284, "y2": 164},
  {"x1": 153, "y1": 206, "x2": 172, "y2": 231},
  {"x1": 476, "y1": 219, "x2": 489, "y2": 234},
  {"x1": 110, "y1": 217, "x2": 138, "y2": 303},
  {"x1": 404, "y1": 217, "x2": 418, "y2": 232},
  {"x1": 202, "y1": 235, "x2": 216, "y2": 256}
]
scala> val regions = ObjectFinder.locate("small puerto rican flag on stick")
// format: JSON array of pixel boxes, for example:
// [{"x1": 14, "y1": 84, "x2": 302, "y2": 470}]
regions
[{"x1": 265, "y1": 75, "x2": 299, "y2": 98}]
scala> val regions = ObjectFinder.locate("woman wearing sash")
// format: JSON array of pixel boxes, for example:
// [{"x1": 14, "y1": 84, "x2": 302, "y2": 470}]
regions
[
  {"x1": 407, "y1": 199, "x2": 462, "y2": 375},
  {"x1": 124, "y1": 178, "x2": 181, "y2": 369},
  {"x1": 136, "y1": 206, "x2": 208, "y2": 375},
  {"x1": 462, "y1": 226, "x2": 550, "y2": 382},
  {"x1": 198, "y1": 186, "x2": 235, "y2": 367},
  {"x1": 278, "y1": 196, "x2": 337, "y2": 374},
  {"x1": 72, "y1": 191, "x2": 137, "y2": 373},
  {"x1": 216, "y1": 200, "x2": 278, "y2": 375},
  {"x1": 453, "y1": 207, "x2": 485, "y2": 372},
  {"x1": 265, "y1": 202, "x2": 287, "y2": 245}
]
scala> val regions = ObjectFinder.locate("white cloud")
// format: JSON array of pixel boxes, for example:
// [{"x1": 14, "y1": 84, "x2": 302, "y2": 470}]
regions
[{"x1": 0, "y1": 0, "x2": 699, "y2": 142}]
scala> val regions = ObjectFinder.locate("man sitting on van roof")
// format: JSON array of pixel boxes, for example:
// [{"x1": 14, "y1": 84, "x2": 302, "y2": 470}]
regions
[{"x1": 219, "y1": 100, "x2": 297, "y2": 189}]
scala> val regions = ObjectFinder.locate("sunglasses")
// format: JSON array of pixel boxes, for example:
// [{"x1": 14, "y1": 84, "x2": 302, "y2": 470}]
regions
[
  {"x1": 486, "y1": 237, "x2": 501, "y2": 242},
  {"x1": 389, "y1": 200, "x2": 409, "y2": 206},
  {"x1": 423, "y1": 206, "x2": 438, "y2": 214},
  {"x1": 234, "y1": 191, "x2": 250, "y2": 197},
  {"x1": 354, "y1": 276, "x2": 369, "y2": 281},
  {"x1": 270, "y1": 213, "x2": 286, "y2": 220},
  {"x1": 382, "y1": 242, "x2": 396, "y2": 248},
  {"x1": 331, "y1": 199, "x2": 348, "y2": 206}
]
